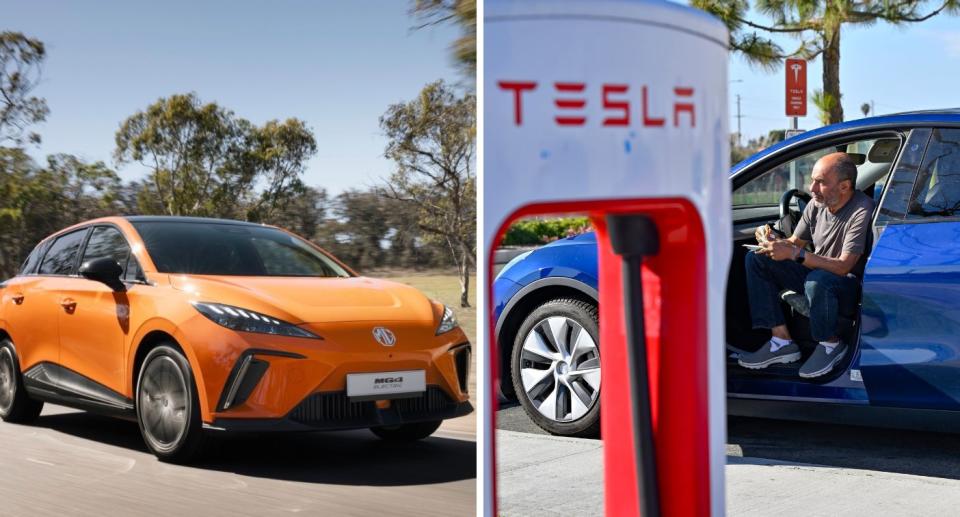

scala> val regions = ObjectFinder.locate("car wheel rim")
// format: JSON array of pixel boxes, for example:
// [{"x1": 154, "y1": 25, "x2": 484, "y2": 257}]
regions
[
  {"x1": 519, "y1": 316, "x2": 601, "y2": 423},
  {"x1": 139, "y1": 356, "x2": 189, "y2": 450},
  {"x1": 0, "y1": 349, "x2": 14, "y2": 414}
]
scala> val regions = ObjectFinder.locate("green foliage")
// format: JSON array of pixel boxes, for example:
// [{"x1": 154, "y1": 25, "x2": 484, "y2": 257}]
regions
[
  {"x1": 261, "y1": 186, "x2": 328, "y2": 243},
  {"x1": 811, "y1": 88, "x2": 839, "y2": 126},
  {"x1": 731, "y1": 130, "x2": 784, "y2": 166},
  {"x1": 502, "y1": 217, "x2": 592, "y2": 246},
  {"x1": 114, "y1": 93, "x2": 317, "y2": 219},
  {"x1": 0, "y1": 32, "x2": 48, "y2": 145},
  {"x1": 0, "y1": 149, "x2": 121, "y2": 277},
  {"x1": 297, "y1": 189, "x2": 449, "y2": 274},
  {"x1": 412, "y1": 0, "x2": 476, "y2": 80},
  {"x1": 380, "y1": 80, "x2": 476, "y2": 306}
]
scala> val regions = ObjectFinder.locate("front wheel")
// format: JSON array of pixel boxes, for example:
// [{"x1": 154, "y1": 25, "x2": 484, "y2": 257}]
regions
[
  {"x1": 511, "y1": 298, "x2": 601, "y2": 437},
  {"x1": 370, "y1": 420, "x2": 442, "y2": 442},
  {"x1": 136, "y1": 345, "x2": 205, "y2": 463},
  {"x1": 0, "y1": 340, "x2": 43, "y2": 423}
]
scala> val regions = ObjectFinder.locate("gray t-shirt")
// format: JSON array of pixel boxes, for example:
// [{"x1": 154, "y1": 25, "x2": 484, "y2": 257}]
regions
[{"x1": 793, "y1": 190, "x2": 875, "y2": 259}]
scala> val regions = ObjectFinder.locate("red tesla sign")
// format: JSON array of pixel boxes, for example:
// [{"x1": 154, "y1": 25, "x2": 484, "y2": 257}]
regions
[{"x1": 785, "y1": 58, "x2": 807, "y2": 117}]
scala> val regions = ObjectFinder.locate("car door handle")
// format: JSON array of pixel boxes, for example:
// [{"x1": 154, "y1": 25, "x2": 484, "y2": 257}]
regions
[
  {"x1": 11, "y1": 293, "x2": 24, "y2": 305},
  {"x1": 60, "y1": 298, "x2": 77, "y2": 312}
]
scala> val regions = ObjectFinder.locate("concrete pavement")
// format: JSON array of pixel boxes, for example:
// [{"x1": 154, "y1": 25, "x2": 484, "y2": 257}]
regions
[{"x1": 496, "y1": 428, "x2": 960, "y2": 516}]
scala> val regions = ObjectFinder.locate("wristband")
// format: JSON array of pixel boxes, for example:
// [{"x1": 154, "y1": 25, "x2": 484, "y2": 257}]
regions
[{"x1": 795, "y1": 248, "x2": 806, "y2": 264}]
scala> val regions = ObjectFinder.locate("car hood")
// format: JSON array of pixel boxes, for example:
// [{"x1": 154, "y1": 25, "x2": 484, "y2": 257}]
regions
[{"x1": 168, "y1": 275, "x2": 436, "y2": 325}]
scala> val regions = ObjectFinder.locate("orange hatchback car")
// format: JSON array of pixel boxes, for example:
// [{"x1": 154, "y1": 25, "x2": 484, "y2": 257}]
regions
[{"x1": 0, "y1": 216, "x2": 472, "y2": 461}]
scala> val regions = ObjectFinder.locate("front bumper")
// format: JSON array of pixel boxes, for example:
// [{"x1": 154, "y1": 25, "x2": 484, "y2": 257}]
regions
[{"x1": 207, "y1": 385, "x2": 473, "y2": 432}]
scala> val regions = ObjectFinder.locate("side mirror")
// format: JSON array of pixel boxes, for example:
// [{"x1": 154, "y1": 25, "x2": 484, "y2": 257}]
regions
[{"x1": 79, "y1": 258, "x2": 125, "y2": 292}]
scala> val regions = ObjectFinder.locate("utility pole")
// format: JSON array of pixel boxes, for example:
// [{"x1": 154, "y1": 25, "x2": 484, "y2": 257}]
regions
[
  {"x1": 731, "y1": 79, "x2": 743, "y2": 148},
  {"x1": 736, "y1": 94, "x2": 742, "y2": 147}
]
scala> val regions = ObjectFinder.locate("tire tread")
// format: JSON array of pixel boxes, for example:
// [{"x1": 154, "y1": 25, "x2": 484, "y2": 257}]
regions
[{"x1": 511, "y1": 298, "x2": 600, "y2": 438}]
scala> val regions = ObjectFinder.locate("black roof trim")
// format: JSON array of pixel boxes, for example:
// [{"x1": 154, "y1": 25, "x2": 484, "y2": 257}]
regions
[{"x1": 123, "y1": 216, "x2": 265, "y2": 227}]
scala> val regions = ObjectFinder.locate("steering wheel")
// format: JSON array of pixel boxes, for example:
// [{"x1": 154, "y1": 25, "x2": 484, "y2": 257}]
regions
[{"x1": 778, "y1": 188, "x2": 812, "y2": 235}]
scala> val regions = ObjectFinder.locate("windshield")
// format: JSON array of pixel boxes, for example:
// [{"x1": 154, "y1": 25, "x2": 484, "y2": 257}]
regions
[{"x1": 132, "y1": 221, "x2": 351, "y2": 277}]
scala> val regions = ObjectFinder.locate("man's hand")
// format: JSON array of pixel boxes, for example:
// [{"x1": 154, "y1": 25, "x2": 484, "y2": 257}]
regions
[{"x1": 760, "y1": 240, "x2": 798, "y2": 261}]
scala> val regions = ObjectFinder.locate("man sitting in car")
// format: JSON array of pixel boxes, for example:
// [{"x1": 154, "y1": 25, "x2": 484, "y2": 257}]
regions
[{"x1": 738, "y1": 152, "x2": 875, "y2": 378}]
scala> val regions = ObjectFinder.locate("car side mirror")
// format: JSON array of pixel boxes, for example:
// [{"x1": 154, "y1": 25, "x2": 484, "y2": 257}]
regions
[{"x1": 79, "y1": 258, "x2": 126, "y2": 292}]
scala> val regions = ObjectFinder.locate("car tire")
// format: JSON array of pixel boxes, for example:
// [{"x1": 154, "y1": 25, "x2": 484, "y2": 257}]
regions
[
  {"x1": 0, "y1": 340, "x2": 44, "y2": 423},
  {"x1": 136, "y1": 344, "x2": 206, "y2": 463},
  {"x1": 370, "y1": 420, "x2": 442, "y2": 442},
  {"x1": 511, "y1": 298, "x2": 600, "y2": 437}
]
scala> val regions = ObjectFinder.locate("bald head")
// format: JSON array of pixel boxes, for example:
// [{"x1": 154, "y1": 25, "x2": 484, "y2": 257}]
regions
[
  {"x1": 816, "y1": 152, "x2": 858, "y2": 189},
  {"x1": 810, "y1": 152, "x2": 858, "y2": 212}
]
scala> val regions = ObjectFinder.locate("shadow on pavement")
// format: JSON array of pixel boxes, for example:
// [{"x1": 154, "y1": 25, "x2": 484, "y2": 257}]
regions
[
  {"x1": 729, "y1": 415, "x2": 960, "y2": 480},
  {"x1": 31, "y1": 410, "x2": 476, "y2": 487}
]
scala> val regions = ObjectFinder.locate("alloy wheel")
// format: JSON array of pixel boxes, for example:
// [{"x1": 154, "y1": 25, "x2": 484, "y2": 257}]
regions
[
  {"x1": 139, "y1": 356, "x2": 189, "y2": 451},
  {"x1": 519, "y1": 316, "x2": 601, "y2": 422},
  {"x1": 0, "y1": 349, "x2": 14, "y2": 414}
]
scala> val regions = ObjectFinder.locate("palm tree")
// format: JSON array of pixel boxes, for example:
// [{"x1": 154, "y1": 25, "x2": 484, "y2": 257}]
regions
[{"x1": 693, "y1": 0, "x2": 959, "y2": 124}]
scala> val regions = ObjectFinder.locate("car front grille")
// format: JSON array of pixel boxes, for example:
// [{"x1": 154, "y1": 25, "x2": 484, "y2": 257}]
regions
[
  {"x1": 288, "y1": 391, "x2": 376, "y2": 426},
  {"x1": 288, "y1": 386, "x2": 457, "y2": 426},
  {"x1": 393, "y1": 387, "x2": 456, "y2": 416}
]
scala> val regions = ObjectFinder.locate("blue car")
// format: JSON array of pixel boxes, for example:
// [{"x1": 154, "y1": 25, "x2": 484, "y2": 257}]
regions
[{"x1": 494, "y1": 109, "x2": 960, "y2": 437}]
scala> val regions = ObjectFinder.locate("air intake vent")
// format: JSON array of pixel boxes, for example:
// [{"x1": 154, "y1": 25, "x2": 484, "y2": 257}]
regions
[
  {"x1": 394, "y1": 387, "x2": 456, "y2": 417},
  {"x1": 288, "y1": 387, "x2": 456, "y2": 426},
  {"x1": 453, "y1": 345, "x2": 470, "y2": 393},
  {"x1": 289, "y1": 392, "x2": 376, "y2": 425}
]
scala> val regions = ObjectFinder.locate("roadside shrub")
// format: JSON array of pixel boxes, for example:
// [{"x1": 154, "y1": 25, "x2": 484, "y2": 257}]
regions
[{"x1": 502, "y1": 217, "x2": 592, "y2": 246}]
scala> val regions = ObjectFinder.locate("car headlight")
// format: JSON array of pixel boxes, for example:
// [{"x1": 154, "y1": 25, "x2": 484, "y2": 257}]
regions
[
  {"x1": 191, "y1": 302, "x2": 321, "y2": 339},
  {"x1": 436, "y1": 304, "x2": 459, "y2": 335}
]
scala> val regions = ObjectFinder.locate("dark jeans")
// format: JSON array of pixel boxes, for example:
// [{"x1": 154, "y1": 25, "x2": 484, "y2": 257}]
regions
[{"x1": 744, "y1": 252, "x2": 860, "y2": 342}]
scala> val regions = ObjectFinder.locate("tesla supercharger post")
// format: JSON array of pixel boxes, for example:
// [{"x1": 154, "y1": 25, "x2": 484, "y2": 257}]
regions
[{"x1": 484, "y1": 1, "x2": 731, "y2": 516}]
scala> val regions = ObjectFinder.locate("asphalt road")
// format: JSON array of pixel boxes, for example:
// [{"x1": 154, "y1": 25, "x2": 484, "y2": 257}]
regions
[{"x1": 0, "y1": 404, "x2": 475, "y2": 517}]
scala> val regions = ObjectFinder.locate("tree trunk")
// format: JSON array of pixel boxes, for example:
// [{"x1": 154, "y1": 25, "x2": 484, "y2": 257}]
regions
[
  {"x1": 822, "y1": 25, "x2": 843, "y2": 124},
  {"x1": 459, "y1": 241, "x2": 471, "y2": 308}
]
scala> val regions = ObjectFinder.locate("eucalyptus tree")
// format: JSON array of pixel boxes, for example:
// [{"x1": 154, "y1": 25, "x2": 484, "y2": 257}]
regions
[{"x1": 380, "y1": 80, "x2": 476, "y2": 306}]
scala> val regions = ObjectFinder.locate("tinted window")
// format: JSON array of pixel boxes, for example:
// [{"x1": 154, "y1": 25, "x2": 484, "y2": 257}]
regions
[
  {"x1": 19, "y1": 241, "x2": 47, "y2": 276},
  {"x1": 81, "y1": 226, "x2": 131, "y2": 274},
  {"x1": 132, "y1": 222, "x2": 351, "y2": 277},
  {"x1": 876, "y1": 129, "x2": 931, "y2": 224},
  {"x1": 124, "y1": 254, "x2": 144, "y2": 282},
  {"x1": 39, "y1": 229, "x2": 88, "y2": 276},
  {"x1": 908, "y1": 129, "x2": 960, "y2": 218}
]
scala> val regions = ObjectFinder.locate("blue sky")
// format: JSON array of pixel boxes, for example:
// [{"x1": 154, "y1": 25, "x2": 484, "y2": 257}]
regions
[
  {"x1": 727, "y1": 11, "x2": 960, "y2": 141},
  {"x1": 4, "y1": 1, "x2": 461, "y2": 194}
]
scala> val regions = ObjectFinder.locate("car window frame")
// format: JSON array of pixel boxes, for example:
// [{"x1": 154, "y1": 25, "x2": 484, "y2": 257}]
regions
[
  {"x1": 872, "y1": 128, "x2": 932, "y2": 227},
  {"x1": 18, "y1": 239, "x2": 52, "y2": 277},
  {"x1": 731, "y1": 130, "x2": 906, "y2": 206},
  {"x1": 77, "y1": 223, "x2": 148, "y2": 285},
  {"x1": 899, "y1": 127, "x2": 960, "y2": 224},
  {"x1": 30, "y1": 223, "x2": 148, "y2": 284},
  {"x1": 36, "y1": 227, "x2": 91, "y2": 278}
]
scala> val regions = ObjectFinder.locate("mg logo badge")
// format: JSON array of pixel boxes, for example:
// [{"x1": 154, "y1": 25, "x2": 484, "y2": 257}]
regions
[{"x1": 372, "y1": 327, "x2": 396, "y2": 347}]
